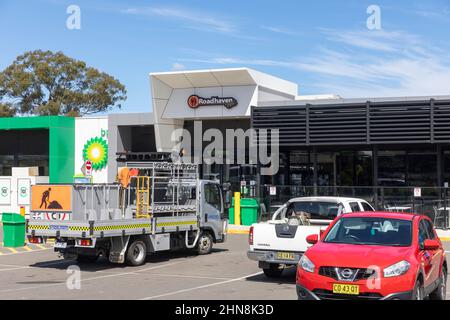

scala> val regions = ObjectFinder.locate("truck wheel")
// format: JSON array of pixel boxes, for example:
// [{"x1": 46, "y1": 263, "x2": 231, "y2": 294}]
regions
[
  {"x1": 126, "y1": 240, "x2": 147, "y2": 266},
  {"x1": 76, "y1": 254, "x2": 99, "y2": 263},
  {"x1": 197, "y1": 232, "x2": 213, "y2": 255},
  {"x1": 263, "y1": 264, "x2": 283, "y2": 278},
  {"x1": 430, "y1": 267, "x2": 447, "y2": 300}
]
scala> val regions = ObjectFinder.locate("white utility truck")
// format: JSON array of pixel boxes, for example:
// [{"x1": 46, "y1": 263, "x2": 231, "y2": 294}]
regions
[
  {"x1": 247, "y1": 197, "x2": 374, "y2": 277},
  {"x1": 26, "y1": 162, "x2": 228, "y2": 266}
]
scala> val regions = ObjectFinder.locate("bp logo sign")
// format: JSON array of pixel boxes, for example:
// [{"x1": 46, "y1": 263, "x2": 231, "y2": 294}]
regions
[{"x1": 83, "y1": 136, "x2": 108, "y2": 171}]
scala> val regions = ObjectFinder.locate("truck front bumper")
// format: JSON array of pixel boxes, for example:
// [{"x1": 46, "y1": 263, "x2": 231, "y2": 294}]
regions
[{"x1": 247, "y1": 250, "x2": 303, "y2": 265}]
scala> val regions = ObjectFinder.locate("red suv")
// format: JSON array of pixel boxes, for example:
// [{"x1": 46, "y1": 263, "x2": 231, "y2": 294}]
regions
[{"x1": 296, "y1": 212, "x2": 447, "y2": 300}]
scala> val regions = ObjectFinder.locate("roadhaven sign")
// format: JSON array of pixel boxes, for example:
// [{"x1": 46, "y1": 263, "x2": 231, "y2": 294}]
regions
[{"x1": 187, "y1": 95, "x2": 238, "y2": 109}]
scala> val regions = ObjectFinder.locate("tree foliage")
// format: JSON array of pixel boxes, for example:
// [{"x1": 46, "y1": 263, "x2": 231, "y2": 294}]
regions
[{"x1": 0, "y1": 50, "x2": 127, "y2": 117}]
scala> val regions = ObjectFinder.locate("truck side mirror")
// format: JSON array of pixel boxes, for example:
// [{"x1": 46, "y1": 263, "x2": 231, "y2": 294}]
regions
[{"x1": 224, "y1": 190, "x2": 232, "y2": 209}]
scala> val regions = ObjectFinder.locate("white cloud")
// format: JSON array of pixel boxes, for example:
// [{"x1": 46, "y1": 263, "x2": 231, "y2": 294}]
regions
[
  {"x1": 260, "y1": 26, "x2": 300, "y2": 36},
  {"x1": 122, "y1": 6, "x2": 235, "y2": 34},
  {"x1": 171, "y1": 62, "x2": 185, "y2": 71},
  {"x1": 179, "y1": 29, "x2": 450, "y2": 98}
]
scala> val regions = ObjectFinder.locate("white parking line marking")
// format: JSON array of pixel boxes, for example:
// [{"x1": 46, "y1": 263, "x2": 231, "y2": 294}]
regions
[
  {"x1": 0, "y1": 260, "x2": 191, "y2": 293},
  {"x1": 0, "y1": 247, "x2": 51, "y2": 256},
  {"x1": 140, "y1": 271, "x2": 264, "y2": 300},
  {"x1": 143, "y1": 273, "x2": 232, "y2": 281},
  {"x1": 0, "y1": 260, "x2": 69, "y2": 272}
]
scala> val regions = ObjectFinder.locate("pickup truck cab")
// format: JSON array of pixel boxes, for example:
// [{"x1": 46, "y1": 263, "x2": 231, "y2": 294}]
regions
[{"x1": 247, "y1": 196, "x2": 375, "y2": 277}]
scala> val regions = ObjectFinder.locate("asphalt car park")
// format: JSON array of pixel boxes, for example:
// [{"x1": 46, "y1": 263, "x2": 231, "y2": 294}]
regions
[{"x1": 0, "y1": 226, "x2": 449, "y2": 300}]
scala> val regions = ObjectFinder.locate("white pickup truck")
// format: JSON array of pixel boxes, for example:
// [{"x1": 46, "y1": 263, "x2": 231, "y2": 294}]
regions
[{"x1": 247, "y1": 196, "x2": 375, "y2": 277}]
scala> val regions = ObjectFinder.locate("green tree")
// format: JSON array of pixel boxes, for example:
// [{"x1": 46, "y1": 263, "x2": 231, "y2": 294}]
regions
[{"x1": 0, "y1": 50, "x2": 127, "y2": 117}]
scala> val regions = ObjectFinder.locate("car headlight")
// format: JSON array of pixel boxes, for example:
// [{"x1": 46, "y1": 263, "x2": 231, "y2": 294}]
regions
[
  {"x1": 299, "y1": 255, "x2": 315, "y2": 273},
  {"x1": 383, "y1": 260, "x2": 410, "y2": 278}
]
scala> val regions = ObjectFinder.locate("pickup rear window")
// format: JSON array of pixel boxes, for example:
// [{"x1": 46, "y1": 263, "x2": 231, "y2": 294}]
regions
[{"x1": 286, "y1": 201, "x2": 344, "y2": 220}]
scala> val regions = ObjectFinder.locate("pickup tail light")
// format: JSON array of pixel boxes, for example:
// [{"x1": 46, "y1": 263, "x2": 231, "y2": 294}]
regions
[
  {"x1": 29, "y1": 236, "x2": 43, "y2": 244},
  {"x1": 249, "y1": 226, "x2": 254, "y2": 245},
  {"x1": 79, "y1": 239, "x2": 92, "y2": 246}
]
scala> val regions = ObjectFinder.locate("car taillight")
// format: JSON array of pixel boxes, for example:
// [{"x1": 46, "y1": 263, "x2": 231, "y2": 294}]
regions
[
  {"x1": 29, "y1": 236, "x2": 43, "y2": 244},
  {"x1": 79, "y1": 239, "x2": 92, "y2": 246},
  {"x1": 249, "y1": 226, "x2": 254, "y2": 245}
]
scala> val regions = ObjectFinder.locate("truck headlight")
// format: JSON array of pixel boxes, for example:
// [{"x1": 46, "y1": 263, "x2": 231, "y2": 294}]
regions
[
  {"x1": 383, "y1": 260, "x2": 410, "y2": 278},
  {"x1": 299, "y1": 255, "x2": 315, "y2": 273}
]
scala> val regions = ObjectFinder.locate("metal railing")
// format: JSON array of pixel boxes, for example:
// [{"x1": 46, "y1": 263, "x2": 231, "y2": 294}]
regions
[{"x1": 255, "y1": 185, "x2": 450, "y2": 229}]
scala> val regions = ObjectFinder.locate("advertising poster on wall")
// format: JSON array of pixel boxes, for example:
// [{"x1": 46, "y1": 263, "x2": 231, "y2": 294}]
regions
[
  {"x1": 0, "y1": 178, "x2": 11, "y2": 205},
  {"x1": 74, "y1": 117, "x2": 109, "y2": 183},
  {"x1": 17, "y1": 178, "x2": 31, "y2": 205}
]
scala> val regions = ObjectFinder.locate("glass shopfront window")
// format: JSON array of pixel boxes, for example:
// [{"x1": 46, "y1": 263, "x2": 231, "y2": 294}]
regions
[
  {"x1": 407, "y1": 151, "x2": 436, "y2": 187},
  {"x1": 378, "y1": 149, "x2": 437, "y2": 187},
  {"x1": 0, "y1": 155, "x2": 14, "y2": 176},
  {"x1": 317, "y1": 152, "x2": 335, "y2": 186},
  {"x1": 289, "y1": 151, "x2": 313, "y2": 186}
]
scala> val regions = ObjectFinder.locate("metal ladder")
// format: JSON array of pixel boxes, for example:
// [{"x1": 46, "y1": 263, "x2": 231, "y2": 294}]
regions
[{"x1": 136, "y1": 176, "x2": 151, "y2": 219}]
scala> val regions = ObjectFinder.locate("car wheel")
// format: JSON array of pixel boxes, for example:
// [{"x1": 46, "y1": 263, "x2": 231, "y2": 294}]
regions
[
  {"x1": 430, "y1": 267, "x2": 447, "y2": 300},
  {"x1": 412, "y1": 279, "x2": 425, "y2": 300},
  {"x1": 196, "y1": 232, "x2": 213, "y2": 255},
  {"x1": 126, "y1": 240, "x2": 147, "y2": 266},
  {"x1": 263, "y1": 264, "x2": 284, "y2": 278}
]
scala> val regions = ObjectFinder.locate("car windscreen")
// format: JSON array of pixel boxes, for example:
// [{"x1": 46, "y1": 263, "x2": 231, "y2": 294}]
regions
[
  {"x1": 324, "y1": 217, "x2": 412, "y2": 247},
  {"x1": 287, "y1": 201, "x2": 343, "y2": 220}
]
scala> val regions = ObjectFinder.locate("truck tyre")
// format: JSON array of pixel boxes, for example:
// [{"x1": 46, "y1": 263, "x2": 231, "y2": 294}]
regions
[
  {"x1": 126, "y1": 240, "x2": 147, "y2": 266},
  {"x1": 263, "y1": 264, "x2": 283, "y2": 278},
  {"x1": 430, "y1": 267, "x2": 447, "y2": 300},
  {"x1": 76, "y1": 254, "x2": 99, "y2": 263},
  {"x1": 197, "y1": 232, "x2": 213, "y2": 255}
]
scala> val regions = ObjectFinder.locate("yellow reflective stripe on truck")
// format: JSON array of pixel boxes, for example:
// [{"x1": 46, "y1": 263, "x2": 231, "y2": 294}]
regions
[
  {"x1": 157, "y1": 220, "x2": 197, "y2": 227},
  {"x1": 28, "y1": 225, "x2": 50, "y2": 230},
  {"x1": 69, "y1": 226, "x2": 90, "y2": 231},
  {"x1": 93, "y1": 223, "x2": 152, "y2": 231}
]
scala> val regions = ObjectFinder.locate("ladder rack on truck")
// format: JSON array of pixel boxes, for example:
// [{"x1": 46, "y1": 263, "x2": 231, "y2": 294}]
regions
[{"x1": 27, "y1": 162, "x2": 227, "y2": 265}]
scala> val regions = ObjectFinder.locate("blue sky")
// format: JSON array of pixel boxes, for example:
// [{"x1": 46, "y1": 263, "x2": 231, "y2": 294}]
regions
[{"x1": 1, "y1": 0, "x2": 450, "y2": 113}]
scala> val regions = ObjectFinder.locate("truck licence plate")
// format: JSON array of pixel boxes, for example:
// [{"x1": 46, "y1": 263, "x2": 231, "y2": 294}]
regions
[
  {"x1": 54, "y1": 242, "x2": 67, "y2": 249},
  {"x1": 276, "y1": 252, "x2": 295, "y2": 260},
  {"x1": 332, "y1": 283, "x2": 359, "y2": 295}
]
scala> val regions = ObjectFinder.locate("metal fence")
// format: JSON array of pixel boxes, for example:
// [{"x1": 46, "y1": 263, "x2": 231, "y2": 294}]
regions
[{"x1": 254, "y1": 185, "x2": 450, "y2": 229}]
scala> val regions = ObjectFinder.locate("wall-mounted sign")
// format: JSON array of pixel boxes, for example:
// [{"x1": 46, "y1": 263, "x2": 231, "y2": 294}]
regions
[
  {"x1": 269, "y1": 186, "x2": 277, "y2": 196},
  {"x1": 414, "y1": 187, "x2": 422, "y2": 198},
  {"x1": 187, "y1": 95, "x2": 238, "y2": 109},
  {"x1": 83, "y1": 136, "x2": 108, "y2": 171},
  {"x1": 0, "y1": 179, "x2": 11, "y2": 205},
  {"x1": 17, "y1": 178, "x2": 31, "y2": 206}
]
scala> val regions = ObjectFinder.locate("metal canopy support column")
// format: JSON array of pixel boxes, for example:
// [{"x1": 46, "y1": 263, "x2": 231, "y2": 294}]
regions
[
  {"x1": 373, "y1": 145, "x2": 379, "y2": 209},
  {"x1": 313, "y1": 146, "x2": 318, "y2": 196}
]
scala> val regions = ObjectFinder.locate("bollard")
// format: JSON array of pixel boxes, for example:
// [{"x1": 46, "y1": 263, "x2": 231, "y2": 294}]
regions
[{"x1": 234, "y1": 192, "x2": 241, "y2": 226}]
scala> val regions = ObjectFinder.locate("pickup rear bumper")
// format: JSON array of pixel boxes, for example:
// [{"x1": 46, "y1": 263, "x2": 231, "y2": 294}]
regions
[{"x1": 247, "y1": 250, "x2": 303, "y2": 265}]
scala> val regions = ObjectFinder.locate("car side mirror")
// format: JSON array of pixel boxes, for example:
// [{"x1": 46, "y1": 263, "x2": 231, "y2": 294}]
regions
[
  {"x1": 306, "y1": 234, "x2": 319, "y2": 245},
  {"x1": 423, "y1": 239, "x2": 440, "y2": 250}
]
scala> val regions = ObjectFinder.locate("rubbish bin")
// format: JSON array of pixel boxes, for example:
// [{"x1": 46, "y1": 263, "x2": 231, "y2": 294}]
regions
[
  {"x1": 240, "y1": 198, "x2": 259, "y2": 226},
  {"x1": 228, "y1": 197, "x2": 235, "y2": 224},
  {"x1": 2, "y1": 212, "x2": 26, "y2": 247}
]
